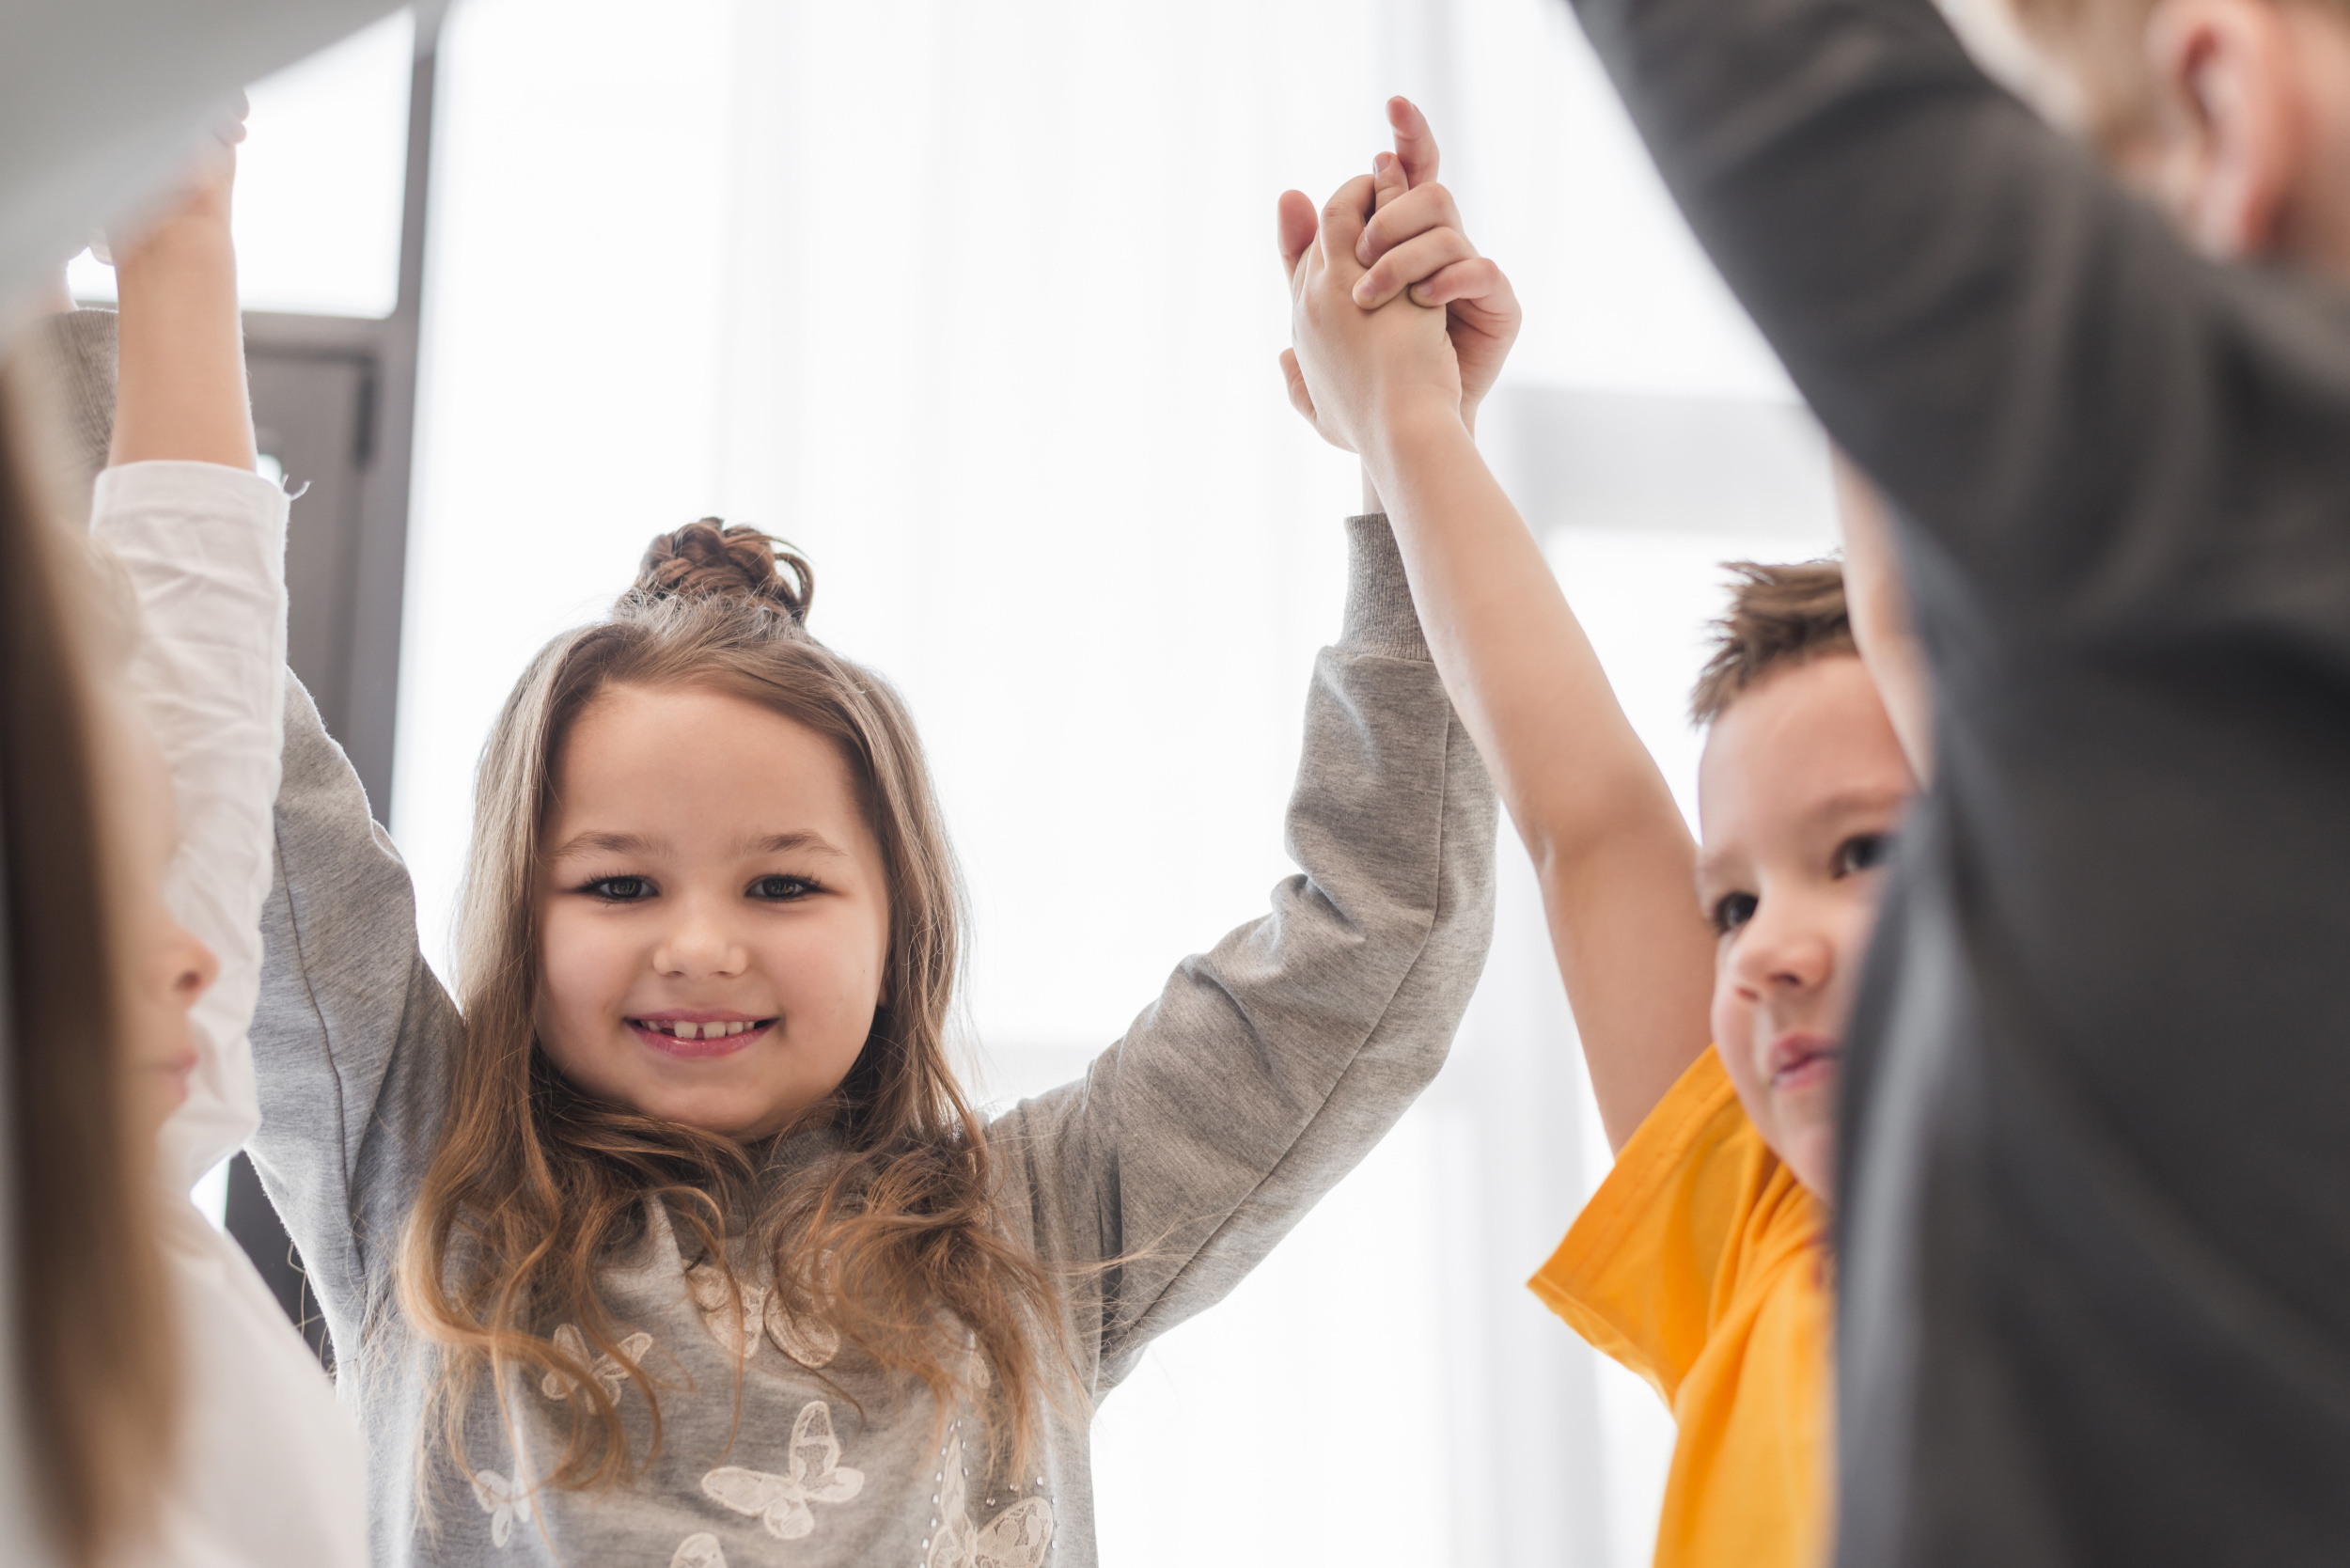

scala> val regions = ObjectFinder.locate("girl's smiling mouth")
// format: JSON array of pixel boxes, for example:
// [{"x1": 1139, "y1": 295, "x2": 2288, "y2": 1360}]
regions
[{"x1": 627, "y1": 1011, "x2": 776, "y2": 1058}]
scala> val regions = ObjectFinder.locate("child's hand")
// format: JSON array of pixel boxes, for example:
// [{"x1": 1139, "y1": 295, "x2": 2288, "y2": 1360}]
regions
[
  {"x1": 1278, "y1": 175, "x2": 1460, "y2": 458},
  {"x1": 100, "y1": 94, "x2": 244, "y2": 271},
  {"x1": 1352, "y1": 99, "x2": 1521, "y2": 434}
]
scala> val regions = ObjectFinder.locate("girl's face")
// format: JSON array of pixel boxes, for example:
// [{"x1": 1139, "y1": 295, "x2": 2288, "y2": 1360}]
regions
[
  {"x1": 99, "y1": 693, "x2": 219, "y2": 1137},
  {"x1": 535, "y1": 682, "x2": 892, "y2": 1141},
  {"x1": 1695, "y1": 654, "x2": 1915, "y2": 1199}
]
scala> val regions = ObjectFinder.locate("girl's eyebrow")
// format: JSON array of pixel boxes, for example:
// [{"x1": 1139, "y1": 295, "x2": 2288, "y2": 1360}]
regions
[
  {"x1": 549, "y1": 829, "x2": 666, "y2": 863},
  {"x1": 548, "y1": 828, "x2": 850, "y2": 862},
  {"x1": 738, "y1": 830, "x2": 850, "y2": 860}
]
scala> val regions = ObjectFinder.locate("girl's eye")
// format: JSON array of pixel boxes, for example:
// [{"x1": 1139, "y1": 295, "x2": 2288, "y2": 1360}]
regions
[
  {"x1": 749, "y1": 874, "x2": 820, "y2": 902},
  {"x1": 584, "y1": 875, "x2": 653, "y2": 902},
  {"x1": 1836, "y1": 832, "x2": 1896, "y2": 877},
  {"x1": 1711, "y1": 891, "x2": 1759, "y2": 935}
]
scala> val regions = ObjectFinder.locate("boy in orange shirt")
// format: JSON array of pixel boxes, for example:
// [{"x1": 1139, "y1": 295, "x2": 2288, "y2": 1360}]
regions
[{"x1": 1279, "y1": 101, "x2": 1928, "y2": 1567}]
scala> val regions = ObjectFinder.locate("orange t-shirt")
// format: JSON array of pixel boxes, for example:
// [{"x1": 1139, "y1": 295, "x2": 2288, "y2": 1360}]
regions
[{"x1": 1529, "y1": 1047, "x2": 1830, "y2": 1568}]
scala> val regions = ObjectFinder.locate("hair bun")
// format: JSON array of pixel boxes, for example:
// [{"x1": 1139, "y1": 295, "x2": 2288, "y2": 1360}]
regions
[{"x1": 631, "y1": 520, "x2": 814, "y2": 622}]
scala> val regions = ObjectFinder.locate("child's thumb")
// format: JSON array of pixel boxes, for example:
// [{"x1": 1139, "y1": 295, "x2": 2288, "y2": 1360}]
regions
[{"x1": 1277, "y1": 191, "x2": 1319, "y2": 281}]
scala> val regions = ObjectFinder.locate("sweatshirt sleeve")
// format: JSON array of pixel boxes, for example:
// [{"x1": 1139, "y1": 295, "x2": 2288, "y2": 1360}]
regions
[
  {"x1": 1568, "y1": 0, "x2": 2350, "y2": 648},
  {"x1": 15, "y1": 306, "x2": 117, "y2": 524},
  {"x1": 246, "y1": 679, "x2": 463, "y2": 1340},
  {"x1": 994, "y1": 514, "x2": 1498, "y2": 1392},
  {"x1": 94, "y1": 462, "x2": 291, "y2": 1191}
]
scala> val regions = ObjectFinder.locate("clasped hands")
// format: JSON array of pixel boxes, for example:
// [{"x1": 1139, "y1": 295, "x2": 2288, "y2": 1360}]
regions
[{"x1": 1279, "y1": 97, "x2": 1521, "y2": 462}]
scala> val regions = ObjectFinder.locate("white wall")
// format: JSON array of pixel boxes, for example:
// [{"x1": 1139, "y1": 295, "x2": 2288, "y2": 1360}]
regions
[{"x1": 68, "y1": 10, "x2": 415, "y2": 317}]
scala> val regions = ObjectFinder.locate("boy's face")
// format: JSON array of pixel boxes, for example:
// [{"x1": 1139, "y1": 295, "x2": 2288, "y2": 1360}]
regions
[{"x1": 1696, "y1": 654, "x2": 1916, "y2": 1199}]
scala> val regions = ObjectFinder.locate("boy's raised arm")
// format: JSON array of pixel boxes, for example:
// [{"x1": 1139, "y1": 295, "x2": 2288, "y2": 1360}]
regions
[{"x1": 1282, "y1": 111, "x2": 1716, "y2": 1151}]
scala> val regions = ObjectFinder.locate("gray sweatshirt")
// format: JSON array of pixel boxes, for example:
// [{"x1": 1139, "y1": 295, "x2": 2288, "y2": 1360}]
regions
[{"x1": 247, "y1": 515, "x2": 1496, "y2": 1568}]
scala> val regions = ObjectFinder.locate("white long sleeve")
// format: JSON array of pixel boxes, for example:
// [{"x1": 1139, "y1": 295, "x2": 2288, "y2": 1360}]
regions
[
  {"x1": 99, "y1": 462, "x2": 287, "y2": 1189},
  {"x1": 93, "y1": 460, "x2": 368, "y2": 1568}
]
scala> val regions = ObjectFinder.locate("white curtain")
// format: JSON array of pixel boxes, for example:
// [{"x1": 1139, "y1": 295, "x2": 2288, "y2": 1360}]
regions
[{"x1": 390, "y1": 3, "x2": 1839, "y2": 1563}]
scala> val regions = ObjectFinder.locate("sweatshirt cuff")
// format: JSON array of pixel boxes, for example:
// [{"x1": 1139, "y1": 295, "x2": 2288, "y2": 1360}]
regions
[{"x1": 1340, "y1": 512, "x2": 1428, "y2": 661}]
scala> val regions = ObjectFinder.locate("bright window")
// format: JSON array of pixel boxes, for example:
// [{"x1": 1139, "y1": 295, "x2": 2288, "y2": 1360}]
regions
[{"x1": 69, "y1": 9, "x2": 413, "y2": 317}]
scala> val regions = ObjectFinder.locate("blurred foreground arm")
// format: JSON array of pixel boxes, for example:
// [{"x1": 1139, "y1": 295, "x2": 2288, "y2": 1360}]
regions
[{"x1": 109, "y1": 111, "x2": 255, "y2": 473}]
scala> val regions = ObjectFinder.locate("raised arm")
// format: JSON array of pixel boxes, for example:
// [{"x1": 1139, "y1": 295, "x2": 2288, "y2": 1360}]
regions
[
  {"x1": 108, "y1": 109, "x2": 256, "y2": 475},
  {"x1": 247, "y1": 677, "x2": 463, "y2": 1351},
  {"x1": 1282, "y1": 111, "x2": 1716, "y2": 1152},
  {"x1": 1566, "y1": 0, "x2": 2350, "y2": 640},
  {"x1": 999, "y1": 514, "x2": 1498, "y2": 1388},
  {"x1": 78, "y1": 124, "x2": 295, "y2": 1191}
]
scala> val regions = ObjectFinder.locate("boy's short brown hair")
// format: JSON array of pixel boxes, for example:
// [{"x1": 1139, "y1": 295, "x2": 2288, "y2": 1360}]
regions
[{"x1": 1689, "y1": 559, "x2": 1854, "y2": 726}]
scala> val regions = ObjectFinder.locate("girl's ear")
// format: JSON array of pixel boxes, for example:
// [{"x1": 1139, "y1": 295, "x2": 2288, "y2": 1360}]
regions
[{"x1": 2145, "y1": 0, "x2": 2306, "y2": 257}]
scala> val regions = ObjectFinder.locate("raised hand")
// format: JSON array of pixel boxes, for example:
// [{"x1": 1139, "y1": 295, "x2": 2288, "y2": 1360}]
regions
[
  {"x1": 1355, "y1": 98, "x2": 1521, "y2": 432},
  {"x1": 1277, "y1": 173, "x2": 1459, "y2": 459},
  {"x1": 109, "y1": 95, "x2": 256, "y2": 472}
]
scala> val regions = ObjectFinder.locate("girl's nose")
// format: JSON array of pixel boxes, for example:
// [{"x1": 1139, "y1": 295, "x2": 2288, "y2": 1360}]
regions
[
  {"x1": 653, "y1": 899, "x2": 749, "y2": 979},
  {"x1": 164, "y1": 916, "x2": 218, "y2": 1012}
]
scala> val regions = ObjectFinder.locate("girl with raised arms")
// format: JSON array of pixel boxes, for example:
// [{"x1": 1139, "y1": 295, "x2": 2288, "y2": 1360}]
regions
[{"x1": 242, "y1": 141, "x2": 1497, "y2": 1568}]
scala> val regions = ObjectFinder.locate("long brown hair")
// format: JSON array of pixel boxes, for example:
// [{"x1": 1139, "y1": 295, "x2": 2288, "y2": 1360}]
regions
[
  {"x1": 400, "y1": 522, "x2": 1069, "y2": 1494},
  {"x1": 0, "y1": 387, "x2": 178, "y2": 1563}
]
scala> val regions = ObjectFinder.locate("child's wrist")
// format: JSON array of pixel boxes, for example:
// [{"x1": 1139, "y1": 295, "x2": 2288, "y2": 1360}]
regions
[
  {"x1": 1363, "y1": 389, "x2": 1468, "y2": 470},
  {"x1": 114, "y1": 201, "x2": 235, "y2": 280}
]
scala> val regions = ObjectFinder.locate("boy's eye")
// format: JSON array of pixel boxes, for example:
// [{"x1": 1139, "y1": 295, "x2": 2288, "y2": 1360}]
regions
[
  {"x1": 1711, "y1": 891, "x2": 1759, "y2": 935},
  {"x1": 749, "y1": 874, "x2": 820, "y2": 901},
  {"x1": 1835, "y1": 832, "x2": 1896, "y2": 878},
  {"x1": 583, "y1": 875, "x2": 653, "y2": 902}
]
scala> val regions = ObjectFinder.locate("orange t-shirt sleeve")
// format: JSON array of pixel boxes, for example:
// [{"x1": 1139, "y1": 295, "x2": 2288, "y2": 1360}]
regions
[
  {"x1": 1528, "y1": 1047, "x2": 1813, "y2": 1403},
  {"x1": 1530, "y1": 1048, "x2": 1831, "y2": 1568}
]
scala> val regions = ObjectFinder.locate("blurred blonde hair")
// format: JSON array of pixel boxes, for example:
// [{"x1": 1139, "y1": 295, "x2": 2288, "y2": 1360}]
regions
[{"x1": 0, "y1": 381, "x2": 177, "y2": 1566}]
